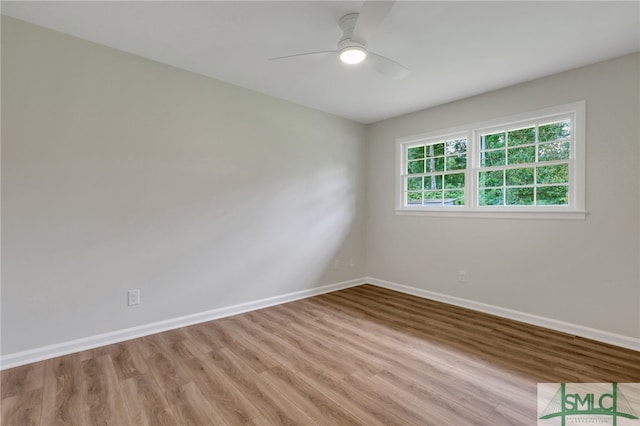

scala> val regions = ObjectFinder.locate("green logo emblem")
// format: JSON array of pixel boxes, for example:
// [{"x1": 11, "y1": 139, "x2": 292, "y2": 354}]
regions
[{"x1": 539, "y1": 383, "x2": 639, "y2": 426}]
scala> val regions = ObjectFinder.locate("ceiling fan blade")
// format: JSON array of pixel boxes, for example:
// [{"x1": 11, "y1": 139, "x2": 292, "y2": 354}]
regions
[
  {"x1": 269, "y1": 51, "x2": 335, "y2": 61},
  {"x1": 367, "y1": 52, "x2": 409, "y2": 80},
  {"x1": 351, "y1": 0, "x2": 395, "y2": 44}
]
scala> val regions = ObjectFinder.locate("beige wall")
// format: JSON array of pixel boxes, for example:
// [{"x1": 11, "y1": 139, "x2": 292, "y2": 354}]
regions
[
  {"x1": 1, "y1": 17, "x2": 366, "y2": 355},
  {"x1": 366, "y1": 53, "x2": 640, "y2": 339}
]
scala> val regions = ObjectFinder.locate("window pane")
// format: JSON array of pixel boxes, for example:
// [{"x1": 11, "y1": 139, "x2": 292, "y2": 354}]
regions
[
  {"x1": 508, "y1": 127, "x2": 535, "y2": 146},
  {"x1": 479, "y1": 188, "x2": 503, "y2": 206},
  {"x1": 407, "y1": 177, "x2": 423, "y2": 191},
  {"x1": 446, "y1": 154, "x2": 466, "y2": 171},
  {"x1": 537, "y1": 185, "x2": 569, "y2": 205},
  {"x1": 506, "y1": 187, "x2": 534, "y2": 205},
  {"x1": 506, "y1": 167, "x2": 534, "y2": 186},
  {"x1": 482, "y1": 132, "x2": 505, "y2": 149},
  {"x1": 426, "y1": 143, "x2": 444, "y2": 158},
  {"x1": 537, "y1": 164, "x2": 569, "y2": 185},
  {"x1": 407, "y1": 191, "x2": 422, "y2": 205},
  {"x1": 424, "y1": 191, "x2": 442, "y2": 203},
  {"x1": 407, "y1": 146, "x2": 425, "y2": 160},
  {"x1": 424, "y1": 175, "x2": 442, "y2": 190},
  {"x1": 538, "y1": 141, "x2": 570, "y2": 161},
  {"x1": 481, "y1": 150, "x2": 505, "y2": 167},
  {"x1": 427, "y1": 157, "x2": 445, "y2": 172},
  {"x1": 508, "y1": 146, "x2": 535, "y2": 164},
  {"x1": 445, "y1": 190, "x2": 464, "y2": 206},
  {"x1": 539, "y1": 120, "x2": 571, "y2": 142},
  {"x1": 444, "y1": 173, "x2": 465, "y2": 189},
  {"x1": 408, "y1": 159, "x2": 424, "y2": 174},
  {"x1": 446, "y1": 139, "x2": 467, "y2": 154},
  {"x1": 479, "y1": 170, "x2": 503, "y2": 187}
]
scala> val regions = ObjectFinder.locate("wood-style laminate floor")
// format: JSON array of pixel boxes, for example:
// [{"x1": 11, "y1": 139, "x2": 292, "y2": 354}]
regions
[{"x1": 2, "y1": 284, "x2": 639, "y2": 425}]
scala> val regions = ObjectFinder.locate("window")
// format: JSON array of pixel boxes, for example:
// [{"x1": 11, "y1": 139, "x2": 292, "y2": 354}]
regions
[
  {"x1": 396, "y1": 102, "x2": 585, "y2": 219},
  {"x1": 478, "y1": 119, "x2": 571, "y2": 207},
  {"x1": 405, "y1": 136, "x2": 467, "y2": 207}
]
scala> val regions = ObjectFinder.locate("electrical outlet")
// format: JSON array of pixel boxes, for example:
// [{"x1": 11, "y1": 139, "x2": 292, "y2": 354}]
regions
[
  {"x1": 457, "y1": 270, "x2": 466, "y2": 283},
  {"x1": 349, "y1": 257, "x2": 356, "y2": 267},
  {"x1": 333, "y1": 259, "x2": 341, "y2": 270},
  {"x1": 128, "y1": 289, "x2": 140, "y2": 306}
]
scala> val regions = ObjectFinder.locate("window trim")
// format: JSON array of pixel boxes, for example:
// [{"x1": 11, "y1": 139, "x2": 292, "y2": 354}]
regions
[{"x1": 395, "y1": 101, "x2": 586, "y2": 219}]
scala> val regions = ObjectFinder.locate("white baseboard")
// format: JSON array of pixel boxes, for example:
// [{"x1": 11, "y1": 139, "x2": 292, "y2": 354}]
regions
[
  {"x1": 3, "y1": 276, "x2": 637, "y2": 369},
  {"x1": 0, "y1": 278, "x2": 366, "y2": 370},
  {"x1": 366, "y1": 277, "x2": 640, "y2": 352}
]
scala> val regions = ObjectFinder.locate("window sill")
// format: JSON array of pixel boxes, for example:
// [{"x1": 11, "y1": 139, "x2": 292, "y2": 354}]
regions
[{"x1": 395, "y1": 208, "x2": 587, "y2": 220}]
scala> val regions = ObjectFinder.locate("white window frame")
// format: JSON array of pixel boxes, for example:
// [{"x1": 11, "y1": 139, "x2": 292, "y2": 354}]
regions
[{"x1": 396, "y1": 101, "x2": 586, "y2": 219}]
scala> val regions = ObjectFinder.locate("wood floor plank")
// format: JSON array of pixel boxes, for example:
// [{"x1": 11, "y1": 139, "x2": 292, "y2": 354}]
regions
[
  {"x1": 183, "y1": 319, "x2": 237, "y2": 353},
  {"x1": 187, "y1": 318, "x2": 279, "y2": 374},
  {"x1": 282, "y1": 313, "x2": 386, "y2": 376},
  {"x1": 208, "y1": 347, "x2": 307, "y2": 425},
  {"x1": 340, "y1": 371, "x2": 433, "y2": 425},
  {"x1": 259, "y1": 366, "x2": 362, "y2": 425},
  {"x1": 247, "y1": 372, "x2": 318, "y2": 425},
  {"x1": 0, "y1": 362, "x2": 44, "y2": 399},
  {"x1": 143, "y1": 345, "x2": 192, "y2": 394},
  {"x1": 0, "y1": 389, "x2": 42, "y2": 426},
  {"x1": 39, "y1": 354, "x2": 87, "y2": 426},
  {"x1": 484, "y1": 402, "x2": 535, "y2": 425},
  {"x1": 285, "y1": 362, "x2": 393, "y2": 425},
  {"x1": 2, "y1": 284, "x2": 639, "y2": 426},
  {"x1": 120, "y1": 373, "x2": 178, "y2": 426},
  {"x1": 165, "y1": 338, "x2": 261, "y2": 424},
  {"x1": 374, "y1": 368, "x2": 488, "y2": 425},
  {"x1": 107, "y1": 341, "x2": 149, "y2": 381},
  {"x1": 139, "y1": 332, "x2": 226, "y2": 425},
  {"x1": 259, "y1": 311, "x2": 360, "y2": 381},
  {"x1": 163, "y1": 381, "x2": 224, "y2": 426},
  {"x1": 81, "y1": 355, "x2": 132, "y2": 425},
  {"x1": 229, "y1": 315, "x2": 318, "y2": 373}
]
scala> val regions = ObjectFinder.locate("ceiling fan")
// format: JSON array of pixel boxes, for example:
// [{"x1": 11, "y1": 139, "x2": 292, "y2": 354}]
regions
[{"x1": 269, "y1": 0, "x2": 409, "y2": 80}]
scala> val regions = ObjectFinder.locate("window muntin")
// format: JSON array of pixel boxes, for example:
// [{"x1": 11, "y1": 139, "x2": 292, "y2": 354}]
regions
[
  {"x1": 396, "y1": 102, "x2": 585, "y2": 219},
  {"x1": 403, "y1": 137, "x2": 467, "y2": 207}
]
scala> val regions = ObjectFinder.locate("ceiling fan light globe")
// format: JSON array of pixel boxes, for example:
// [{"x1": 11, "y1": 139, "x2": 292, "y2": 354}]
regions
[{"x1": 339, "y1": 46, "x2": 367, "y2": 65}]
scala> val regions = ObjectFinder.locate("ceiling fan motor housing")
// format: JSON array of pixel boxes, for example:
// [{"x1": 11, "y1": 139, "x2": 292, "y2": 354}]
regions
[
  {"x1": 339, "y1": 13, "x2": 361, "y2": 44},
  {"x1": 338, "y1": 12, "x2": 368, "y2": 64}
]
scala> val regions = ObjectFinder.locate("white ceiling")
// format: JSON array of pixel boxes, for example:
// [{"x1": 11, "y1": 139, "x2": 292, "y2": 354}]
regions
[{"x1": 2, "y1": 1, "x2": 639, "y2": 123}]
